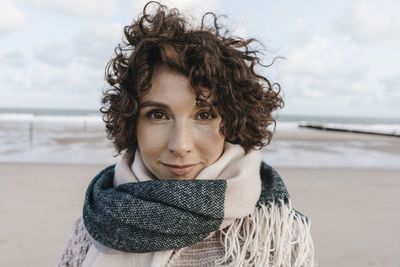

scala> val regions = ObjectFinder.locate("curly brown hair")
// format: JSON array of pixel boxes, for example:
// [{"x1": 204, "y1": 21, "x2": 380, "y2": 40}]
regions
[{"x1": 101, "y1": 1, "x2": 283, "y2": 154}]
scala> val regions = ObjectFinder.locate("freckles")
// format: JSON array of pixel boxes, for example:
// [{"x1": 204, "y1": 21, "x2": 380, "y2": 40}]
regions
[
  {"x1": 137, "y1": 121, "x2": 153, "y2": 148},
  {"x1": 196, "y1": 122, "x2": 224, "y2": 146},
  {"x1": 209, "y1": 120, "x2": 224, "y2": 139},
  {"x1": 137, "y1": 121, "x2": 169, "y2": 151}
]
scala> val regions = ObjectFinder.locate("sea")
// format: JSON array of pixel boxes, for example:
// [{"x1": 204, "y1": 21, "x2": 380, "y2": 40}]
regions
[{"x1": 1, "y1": 107, "x2": 399, "y2": 169}]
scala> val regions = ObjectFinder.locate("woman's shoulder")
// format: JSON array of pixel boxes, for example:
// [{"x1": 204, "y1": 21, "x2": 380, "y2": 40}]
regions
[{"x1": 57, "y1": 216, "x2": 92, "y2": 267}]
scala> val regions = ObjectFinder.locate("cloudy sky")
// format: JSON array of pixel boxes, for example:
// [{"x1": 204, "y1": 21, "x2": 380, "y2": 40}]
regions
[{"x1": 1, "y1": 0, "x2": 399, "y2": 118}]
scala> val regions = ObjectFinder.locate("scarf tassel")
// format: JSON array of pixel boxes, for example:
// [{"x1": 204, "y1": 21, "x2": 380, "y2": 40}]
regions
[{"x1": 216, "y1": 200, "x2": 315, "y2": 266}]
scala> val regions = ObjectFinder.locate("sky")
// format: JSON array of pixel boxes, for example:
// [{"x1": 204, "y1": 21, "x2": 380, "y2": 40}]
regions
[{"x1": 1, "y1": 0, "x2": 399, "y2": 118}]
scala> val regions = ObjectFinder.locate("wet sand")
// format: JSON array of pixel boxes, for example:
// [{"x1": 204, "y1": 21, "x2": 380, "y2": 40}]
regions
[
  {"x1": 0, "y1": 162, "x2": 399, "y2": 267},
  {"x1": 272, "y1": 128, "x2": 400, "y2": 155}
]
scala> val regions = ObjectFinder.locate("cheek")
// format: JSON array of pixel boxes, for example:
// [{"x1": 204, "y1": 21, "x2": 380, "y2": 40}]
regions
[
  {"x1": 195, "y1": 121, "x2": 225, "y2": 157},
  {"x1": 136, "y1": 120, "x2": 167, "y2": 158}
]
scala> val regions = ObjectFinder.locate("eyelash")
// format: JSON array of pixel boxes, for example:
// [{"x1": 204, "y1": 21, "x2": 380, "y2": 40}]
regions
[
  {"x1": 146, "y1": 110, "x2": 169, "y2": 120},
  {"x1": 145, "y1": 109, "x2": 217, "y2": 121},
  {"x1": 197, "y1": 110, "x2": 217, "y2": 120}
]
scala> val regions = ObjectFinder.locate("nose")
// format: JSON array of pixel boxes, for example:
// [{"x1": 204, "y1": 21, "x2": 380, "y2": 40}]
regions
[{"x1": 168, "y1": 120, "x2": 193, "y2": 157}]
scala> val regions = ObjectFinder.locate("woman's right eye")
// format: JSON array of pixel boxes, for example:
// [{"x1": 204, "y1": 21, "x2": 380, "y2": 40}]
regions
[{"x1": 146, "y1": 110, "x2": 168, "y2": 120}]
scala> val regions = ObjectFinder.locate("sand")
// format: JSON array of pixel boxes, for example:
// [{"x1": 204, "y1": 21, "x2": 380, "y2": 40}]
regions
[
  {"x1": 280, "y1": 168, "x2": 400, "y2": 267},
  {"x1": 1, "y1": 162, "x2": 399, "y2": 267},
  {"x1": 0, "y1": 163, "x2": 106, "y2": 267}
]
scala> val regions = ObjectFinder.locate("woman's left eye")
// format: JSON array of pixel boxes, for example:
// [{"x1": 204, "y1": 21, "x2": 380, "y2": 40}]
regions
[
  {"x1": 146, "y1": 110, "x2": 168, "y2": 120},
  {"x1": 197, "y1": 111, "x2": 215, "y2": 120}
]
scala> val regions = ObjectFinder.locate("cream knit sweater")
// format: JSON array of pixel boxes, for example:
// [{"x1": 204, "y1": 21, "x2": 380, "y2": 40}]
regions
[{"x1": 58, "y1": 216, "x2": 228, "y2": 267}]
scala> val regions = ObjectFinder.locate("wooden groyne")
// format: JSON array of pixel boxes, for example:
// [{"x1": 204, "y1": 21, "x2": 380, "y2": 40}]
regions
[{"x1": 298, "y1": 121, "x2": 400, "y2": 137}]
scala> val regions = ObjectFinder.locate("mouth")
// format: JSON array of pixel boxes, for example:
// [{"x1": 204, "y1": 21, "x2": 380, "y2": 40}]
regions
[{"x1": 160, "y1": 162, "x2": 198, "y2": 176}]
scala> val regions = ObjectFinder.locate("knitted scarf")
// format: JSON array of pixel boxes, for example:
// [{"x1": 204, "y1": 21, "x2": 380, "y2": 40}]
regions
[{"x1": 82, "y1": 143, "x2": 314, "y2": 266}]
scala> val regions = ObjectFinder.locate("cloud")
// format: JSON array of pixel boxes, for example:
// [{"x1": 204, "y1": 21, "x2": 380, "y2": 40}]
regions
[
  {"x1": 337, "y1": 0, "x2": 400, "y2": 46},
  {"x1": 1, "y1": 20, "x2": 123, "y2": 109},
  {"x1": 73, "y1": 22, "x2": 123, "y2": 68},
  {"x1": 33, "y1": 41, "x2": 75, "y2": 67},
  {"x1": 0, "y1": 55, "x2": 106, "y2": 109},
  {"x1": 281, "y1": 72, "x2": 399, "y2": 117},
  {"x1": 29, "y1": 60, "x2": 104, "y2": 94},
  {"x1": 278, "y1": 28, "x2": 400, "y2": 117},
  {"x1": 0, "y1": 0, "x2": 27, "y2": 34},
  {"x1": 0, "y1": 51, "x2": 28, "y2": 68},
  {"x1": 381, "y1": 74, "x2": 400, "y2": 93},
  {"x1": 29, "y1": 0, "x2": 117, "y2": 17},
  {"x1": 283, "y1": 35, "x2": 364, "y2": 80},
  {"x1": 31, "y1": 21, "x2": 122, "y2": 69}
]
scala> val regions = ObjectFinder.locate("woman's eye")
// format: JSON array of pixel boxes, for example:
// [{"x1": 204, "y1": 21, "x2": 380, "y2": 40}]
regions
[
  {"x1": 147, "y1": 110, "x2": 168, "y2": 120},
  {"x1": 197, "y1": 111, "x2": 215, "y2": 120}
]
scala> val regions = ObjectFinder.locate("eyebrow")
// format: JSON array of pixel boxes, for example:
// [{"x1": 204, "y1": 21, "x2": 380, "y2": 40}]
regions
[
  {"x1": 139, "y1": 101, "x2": 170, "y2": 110},
  {"x1": 139, "y1": 99, "x2": 218, "y2": 109}
]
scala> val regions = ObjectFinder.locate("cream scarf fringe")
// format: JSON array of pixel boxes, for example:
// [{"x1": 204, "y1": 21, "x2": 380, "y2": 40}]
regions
[{"x1": 217, "y1": 200, "x2": 314, "y2": 266}]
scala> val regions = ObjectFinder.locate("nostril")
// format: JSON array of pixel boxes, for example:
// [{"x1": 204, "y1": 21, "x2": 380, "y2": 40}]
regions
[{"x1": 167, "y1": 124, "x2": 193, "y2": 155}]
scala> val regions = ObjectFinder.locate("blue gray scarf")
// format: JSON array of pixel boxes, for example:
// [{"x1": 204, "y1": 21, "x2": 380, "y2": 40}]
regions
[{"x1": 82, "y1": 161, "x2": 289, "y2": 253}]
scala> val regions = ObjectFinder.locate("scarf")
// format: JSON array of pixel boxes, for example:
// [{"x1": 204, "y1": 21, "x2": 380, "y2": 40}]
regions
[{"x1": 82, "y1": 142, "x2": 314, "y2": 266}]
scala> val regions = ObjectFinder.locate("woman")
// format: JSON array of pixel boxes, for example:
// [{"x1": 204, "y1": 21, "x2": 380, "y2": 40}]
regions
[{"x1": 58, "y1": 2, "x2": 314, "y2": 266}]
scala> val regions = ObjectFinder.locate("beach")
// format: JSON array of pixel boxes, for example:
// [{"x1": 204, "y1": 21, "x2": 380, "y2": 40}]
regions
[{"x1": 1, "y1": 126, "x2": 399, "y2": 266}]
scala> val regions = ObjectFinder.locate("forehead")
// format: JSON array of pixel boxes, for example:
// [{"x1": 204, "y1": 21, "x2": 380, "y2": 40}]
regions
[{"x1": 140, "y1": 65, "x2": 216, "y2": 107}]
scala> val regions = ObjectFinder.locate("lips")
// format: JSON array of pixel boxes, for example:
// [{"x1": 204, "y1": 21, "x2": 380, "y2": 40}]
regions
[{"x1": 161, "y1": 163, "x2": 197, "y2": 176}]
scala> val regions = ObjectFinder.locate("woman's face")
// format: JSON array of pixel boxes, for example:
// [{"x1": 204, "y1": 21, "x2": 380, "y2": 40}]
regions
[{"x1": 136, "y1": 65, "x2": 225, "y2": 180}]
